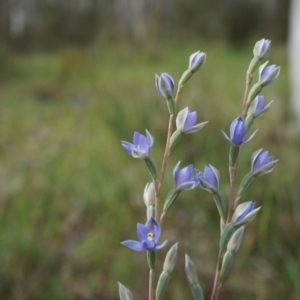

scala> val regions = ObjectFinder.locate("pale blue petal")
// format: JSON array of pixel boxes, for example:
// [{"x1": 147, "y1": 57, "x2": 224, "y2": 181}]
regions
[
  {"x1": 155, "y1": 240, "x2": 168, "y2": 250},
  {"x1": 184, "y1": 111, "x2": 197, "y2": 130},
  {"x1": 121, "y1": 240, "x2": 145, "y2": 251},
  {"x1": 137, "y1": 223, "x2": 149, "y2": 241},
  {"x1": 121, "y1": 141, "x2": 134, "y2": 155},
  {"x1": 141, "y1": 240, "x2": 155, "y2": 250},
  {"x1": 176, "y1": 165, "x2": 193, "y2": 187}
]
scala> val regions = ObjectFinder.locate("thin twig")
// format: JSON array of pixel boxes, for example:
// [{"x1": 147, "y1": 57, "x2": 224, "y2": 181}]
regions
[
  {"x1": 155, "y1": 83, "x2": 184, "y2": 223},
  {"x1": 149, "y1": 269, "x2": 155, "y2": 300}
]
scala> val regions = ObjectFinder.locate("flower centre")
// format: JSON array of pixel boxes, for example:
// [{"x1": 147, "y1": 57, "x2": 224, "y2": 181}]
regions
[{"x1": 147, "y1": 232, "x2": 155, "y2": 240}]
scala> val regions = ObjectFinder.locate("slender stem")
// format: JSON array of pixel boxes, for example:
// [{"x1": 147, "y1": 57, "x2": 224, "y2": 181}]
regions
[
  {"x1": 211, "y1": 70, "x2": 253, "y2": 299},
  {"x1": 210, "y1": 252, "x2": 223, "y2": 300},
  {"x1": 242, "y1": 72, "x2": 253, "y2": 112},
  {"x1": 155, "y1": 114, "x2": 174, "y2": 221},
  {"x1": 154, "y1": 83, "x2": 184, "y2": 222},
  {"x1": 226, "y1": 163, "x2": 238, "y2": 223},
  {"x1": 149, "y1": 269, "x2": 155, "y2": 300}
]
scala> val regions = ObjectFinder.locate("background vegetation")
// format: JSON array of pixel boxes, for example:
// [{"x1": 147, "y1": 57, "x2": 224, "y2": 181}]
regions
[{"x1": 0, "y1": 1, "x2": 298, "y2": 299}]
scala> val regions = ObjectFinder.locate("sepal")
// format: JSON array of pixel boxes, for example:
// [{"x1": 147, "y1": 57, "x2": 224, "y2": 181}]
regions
[
  {"x1": 227, "y1": 226, "x2": 245, "y2": 253},
  {"x1": 185, "y1": 254, "x2": 199, "y2": 284},
  {"x1": 213, "y1": 190, "x2": 227, "y2": 222},
  {"x1": 169, "y1": 130, "x2": 183, "y2": 151},
  {"x1": 145, "y1": 157, "x2": 158, "y2": 179},
  {"x1": 180, "y1": 70, "x2": 193, "y2": 85},
  {"x1": 248, "y1": 82, "x2": 263, "y2": 102},
  {"x1": 190, "y1": 283, "x2": 205, "y2": 300},
  {"x1": 146, "y1": 205, "x2": 155, "y2": 219},
  {"x1": 146, "y1": 250, "x2": 157, "y2": 270},
  {"x1": 237, "y1": 173, "x2": 255, "y2": 198},
  {"x1": 163, "y1": 243, "x2": 178, "y2": 272},
  {"x1": 247, "y1": 56, "x2": 260, "y2": 74},
  {"x1": 219, "y1": 223, "x2": 236, "y2": 252},
  {"x1": 156, "y1": 271, "x2": 170, "y2": 300},
  {"x1": 162, "y1": 189, "x2": 180, "y2": 214},
  {"x1": 166, "y1": 96, "x2": 176, "y2": 115},
  {"x1": 185, "y1": 254, "x2": 205, "y2": 300},
  {"x1": 220, "y1": 251, "x2": 235, "y2": 281},
  {"x1": 229, "y1": 144, "x2": 240, "y2": 167},
  {"x1": 156, "y1": 243, "x2": 178, "y2": 300}
]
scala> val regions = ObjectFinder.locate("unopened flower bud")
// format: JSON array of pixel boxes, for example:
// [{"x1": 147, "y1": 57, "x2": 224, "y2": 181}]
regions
[
  {"x1": 227, "y1": 226, "x2": 245, "y2": 253},
  {"x1": 143, "y1": 182, "x2": 156, "y2": 206},
  {"x1": 163, "y1": 243, "x2": 178, "y2": 272},
  {"x1": 258, "y1": 61, "x2": 280, "y2": 87},
  {"x1": 176, "y1": 107, "x2": 208, "y2": 134},
  {"x1": 185, "y1": 254, "x2": 199, "y2": 284},
  {"x1": 232, "y1": 201, "x2": 261, "y2": 227},
  {"x1": 118, "y1": 282, "x2": 134, "y2": 300},
  {"x1": 220, "y1": 251, "x2": 235, "y2": 281},
  {"x1": 188, "y1": 51, "x2": 206, "y2": 73},
  {"x1": 155, "y1": 73, "x2": 175, "y2": 99},
  {"x1": 248, "y1": 95, "x2": 273, "y2": 118},
  {"x1": 251, "y1": 148, "x2": 278, "y2": 176},
  {"x1": 253, "y1": 39, "x2": 271, "y2": 60}
]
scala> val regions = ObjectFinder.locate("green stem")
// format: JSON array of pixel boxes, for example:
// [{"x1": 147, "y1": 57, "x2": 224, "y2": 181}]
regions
[{"x1": 242, "y1": 71, "x2": 253, "y2": 115}]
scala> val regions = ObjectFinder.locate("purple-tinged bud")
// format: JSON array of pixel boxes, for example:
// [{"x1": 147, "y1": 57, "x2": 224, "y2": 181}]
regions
[
  {"x1": 143, "y1": 182, "x2": 156, "y2": 206},
  {"x1": 249, "y1": 95, "x2": 273, "y2": 117},
  {"x1": 258, "y1": 61, "x2": 280, "y2": 87},
  {"x1": 253, "y1": 39, "x2": 271, "y2": 60},
  {"x1": 251, "y1": 149, "x2": 278, "y2": 176},
  {"x1": 199, "y1": 165, "x2": 220, "y2": 192},
  {"x1": 232, "y1": 201, "x2": 261, "y2": 227},
  {"x1": 173, "y1": 161, "x2": 200, "y2": 192},
  {"x1": 121, "y1": 130, "x2": 154, "y2": 159},
  {"x1": 221, "y1": 117, "x2": 257, "y2": 147},
  {"x1": 155, "y1": 73, "x2": 175, "y2": 98},
  {"x1": 189, "y1": 51, "x2": 206, "y2": 73},
  {"x1": 176, "y1": 107, "x2": 208, "y2": 134},
  {"x1": 230, "y1": 117, "x2": 246, "y2": 145}
]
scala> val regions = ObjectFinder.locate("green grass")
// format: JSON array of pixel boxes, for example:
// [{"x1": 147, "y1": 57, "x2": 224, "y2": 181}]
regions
[{"x1": 0, "y1": 40, "x2": 298, "y2": 300}]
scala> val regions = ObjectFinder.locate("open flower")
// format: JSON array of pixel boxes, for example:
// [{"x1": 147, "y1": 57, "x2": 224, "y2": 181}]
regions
[
  {"x1": 251, "y1": 149, "x2": 278, "y2": 176},
  {"x1": 222, "y1": 117, "x2": 256, "y2": 146},
  {"x1": 121, "y1": 218, "x2": 167, "y2": 251},
  {"x1": 232, "y1": 201, "x2": 261, "y2": 227},
  {"x1": 258, "y1": 61, "x2": 280, "y2": 87},
  {"x1": 173, "y1": 162, "x2": 200, "y2": 192},
  {"x1": 188, "y1": 51, "x2": 206, "y2": 73},
  {"x1": 176, "y1": 107, "x2": 208, "y2": 134},
  {"x1": 155, "y1": 73, "x2": 175, "y2": 98},
  {"x1": 121, "y1": 130, "x2": 153, "y2": 159},
  {"x1": 249, "y1": 95, "x2": 273, "y2": 117},
  {"x1": 253, "y1": 39, "x2": 271, "y2": 60},
  {"x1": 199, "y1": 165, "x2": 220, "y2": 193}
]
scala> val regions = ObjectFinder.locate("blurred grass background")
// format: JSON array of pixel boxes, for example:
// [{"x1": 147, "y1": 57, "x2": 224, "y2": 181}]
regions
[{"x1": 0, "y1": 1, "x2": 299, "y2": 299}]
